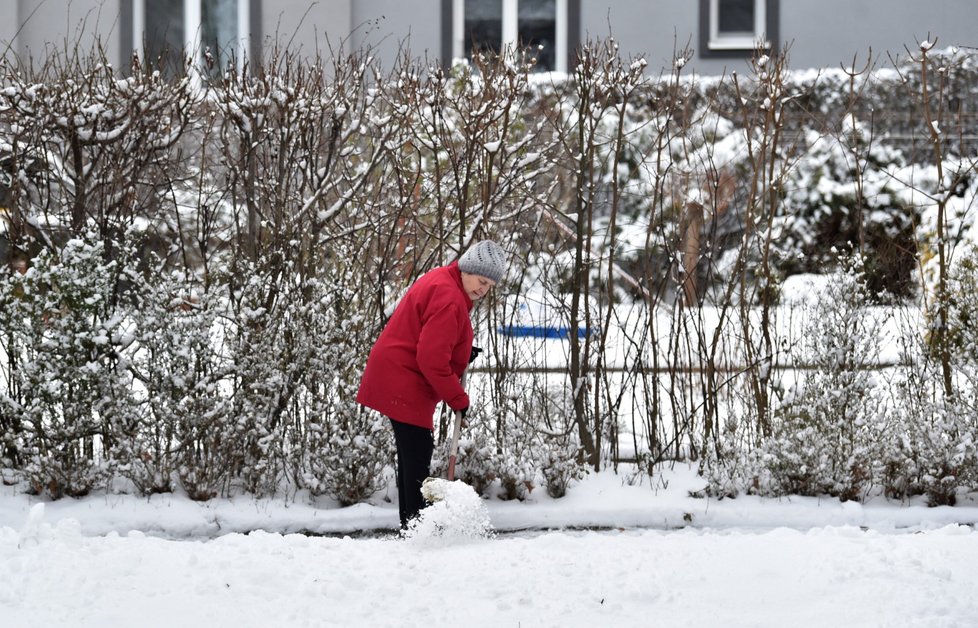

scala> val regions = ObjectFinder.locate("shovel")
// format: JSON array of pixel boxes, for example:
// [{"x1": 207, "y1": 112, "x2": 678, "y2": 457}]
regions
[
  {"x1": 413, "y1": 381, "x2": 492, "y2": 538},
  {"x1": 441, "y1": 370, "x2": 467, "y2": 483},
  {"x1": 420, "y1": 410, "x2": 463, "y2": 502},
  {"x1": 421, "y1": 377, "x2": 467, "y2": 502}
]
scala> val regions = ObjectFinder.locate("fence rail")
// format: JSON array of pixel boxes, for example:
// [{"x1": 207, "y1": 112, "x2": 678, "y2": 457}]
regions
[{"x1": 470, "y1": 361, "x2": 910, "y2": 375}]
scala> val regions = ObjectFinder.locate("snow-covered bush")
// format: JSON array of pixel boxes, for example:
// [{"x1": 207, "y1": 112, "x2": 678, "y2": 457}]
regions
[
  {"x1": 887, "y1": 390, "x2": 976, "y2": 507},
  {"x1": 504, "y1": 377, "x2": 586, "y2": 500},
  {"x1": 0, "y1": 237, "x2": 137, "y2": 498},
  {"x1": 492, "y1": 426, "x2": 537, "y2": 502},
  {"x1": 122, "y1": 267, "x2": 230, "y2": 498},
  {"x1": 537, "y1": 432, "x2": 587, "y2": 499},
  {"x1": 221, "y1": 265, "x2": 299, "y2": 497},
  {"x1": 755, "y1": 257, "x2": 892, "y2": 501},
  {"x1": 0, "y1": 48, "x2": 194, "y2": 251},
  {"x1": 514, "y1": 379, "x2": 587, "y2": 499},
  {"x1": 434, "y1": 407, "x2": 498, "y2": 498},
  {"x1": 699, "y1": 415, "x2": 756, "y2": 499},
  {"x1": 939, "y1": 240, "x2": 978, "y2": 357},
  {"x1": 431, "y1": 378, "x2": 584, "y2": 501},
  {"x1": 484, "y1": 380, "x2": 549, "y2": 501},
  {"x1": 298, "y1": 285, "x2": 394, "y2": 506},
  {"x1": 885, "y1": 336, "x2": 978, "y2": 507},
  {"x1": 884, "y1": 251, "x2": 978, "y2": 505},
  {"x1": 781, "y1": 118, "x2": 916, "y2": 298}
]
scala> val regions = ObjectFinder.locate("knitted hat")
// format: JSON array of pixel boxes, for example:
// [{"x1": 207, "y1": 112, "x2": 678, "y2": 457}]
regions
[{"x1": 458, "y1": 240, "x2": 507, "y2": 283}]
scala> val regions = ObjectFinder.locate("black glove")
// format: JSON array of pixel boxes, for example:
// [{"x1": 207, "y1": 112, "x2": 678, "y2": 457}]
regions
[
  {"x1": 468, "y1": 346, "x2": 483, "y2": 365},
  {"x1": 457, "y1": 406, "x2": 469, "y2": 428}
]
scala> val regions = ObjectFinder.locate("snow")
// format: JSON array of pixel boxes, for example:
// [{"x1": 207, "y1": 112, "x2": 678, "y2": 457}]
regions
[
  {"x1": 412, "y1": 478, "x2": 493, "y2": 541},
  {"x1": 1, "y1": 464, "x2": 976, "y2": 628}
]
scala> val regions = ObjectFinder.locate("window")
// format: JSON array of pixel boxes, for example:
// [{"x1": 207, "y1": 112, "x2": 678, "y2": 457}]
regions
[
  {"x1": 462, "y1": 0, "x2": 503, "y2": 61},
  {"x1": 710, "y1": 0, "x2": 765, "y2": 49},
  {"x1": 518, "y1": 0, "x2": 558, "y2": 72},
  {"x1": 450, "y1": 0, "x2": 576, "y2": 73},
  {"x1": 701, "y1": 0, "x2": 778, "y2": 55},
  {"x1": 130, "y1": 0, "x2": 252, "y2": 76}
]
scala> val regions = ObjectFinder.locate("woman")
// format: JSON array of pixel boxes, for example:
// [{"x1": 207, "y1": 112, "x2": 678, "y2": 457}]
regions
[{"x1": 356, "y1": 240, "x2": 507, "y2": 529}]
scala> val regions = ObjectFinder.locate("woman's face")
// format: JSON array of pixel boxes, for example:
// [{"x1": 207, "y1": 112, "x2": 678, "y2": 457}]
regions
[{"x1": 461, "y1": 272, "x2": 496, "y2": 301}]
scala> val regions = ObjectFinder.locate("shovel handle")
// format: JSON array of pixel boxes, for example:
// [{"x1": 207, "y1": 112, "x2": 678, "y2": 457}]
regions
[
  {"x1": 447, "y1": 372, "x2": 468, "y2": 482},
  {"x1": 446, "y1": 408, "x2": 463, "y2": 481}
]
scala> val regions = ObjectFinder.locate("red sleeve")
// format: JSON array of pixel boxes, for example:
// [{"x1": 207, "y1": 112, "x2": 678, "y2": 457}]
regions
[{"x1": 416, "y1": 297, "x2": 470, "y2": 410}]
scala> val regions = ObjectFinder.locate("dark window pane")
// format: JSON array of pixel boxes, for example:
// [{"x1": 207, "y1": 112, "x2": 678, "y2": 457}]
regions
[
  {"x1": 518, "y1": 0, "x2": 555, "y2": 20},
  {"x1": 202, "y1": 0, "x2": 239, "y2": 74},
  {"x1": 465, "y1": 0, "x2": 502, "y2": 57},
  {"x1": 144, "y1": 0, "x2": 184, "y2": 71},
  {"x1": 718, "y1": 0, "x2": 754, "y2": 33},
  {"x1": 518, "y1": 0, "x2": 555, "y2": 71}
]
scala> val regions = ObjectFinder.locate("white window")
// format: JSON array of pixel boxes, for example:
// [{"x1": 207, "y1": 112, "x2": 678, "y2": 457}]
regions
[
  {"x1": 708, "y1": 0, "x2": 768, "y2": 50},
  {"x1": 132, "y1": 0, "x2": 250, "y2": 75},
  {"x1": 452, "y1": 0, "x2": 569, "y2": 73}
]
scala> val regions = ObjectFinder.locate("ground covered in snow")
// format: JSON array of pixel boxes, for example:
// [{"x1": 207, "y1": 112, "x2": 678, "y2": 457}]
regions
[{"x1": 2, "y1": 466, "x2": 976, "y2": 627}]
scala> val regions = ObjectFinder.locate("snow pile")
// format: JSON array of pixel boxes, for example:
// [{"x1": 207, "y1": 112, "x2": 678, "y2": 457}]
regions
[
  {"x1": 16, "y1": 503, "x2": 45, "y2": 549},
  {"x1": 409, "y1": 479, "x2": 494, "y2": 542}
]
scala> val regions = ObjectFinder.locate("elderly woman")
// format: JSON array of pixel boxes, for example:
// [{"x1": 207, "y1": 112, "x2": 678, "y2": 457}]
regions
[{"x1": 356, "y1": 240, "x2": 507, "y2": 529}]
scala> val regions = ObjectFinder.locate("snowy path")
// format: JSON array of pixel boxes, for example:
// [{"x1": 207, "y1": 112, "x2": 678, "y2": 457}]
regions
[{"x1": 2, "y1": 522, "x2": 976, "y2": 628}]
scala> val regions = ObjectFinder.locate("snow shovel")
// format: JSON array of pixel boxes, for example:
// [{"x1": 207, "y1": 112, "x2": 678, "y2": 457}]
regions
[
  {"x1": 414, "y1": 383, "x2": 493, "y2": 539},
  {"x1": 421, "y1": 371, "x2": 467, "y2": 503}
]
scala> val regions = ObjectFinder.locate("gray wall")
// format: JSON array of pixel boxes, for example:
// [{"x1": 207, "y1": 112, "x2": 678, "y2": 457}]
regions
[
  {"x1": 262, "y1": 0, "x2": 443, "y2": 69},
  {"x1": 259, "y1": 0, "x2": 351, "y2": 58},
  {"x1": 782, "y1": 0, "x2": 978, "y2": 70},
  {"x1": 0, "y1": 3, "x2": 19, "y2": 57},
  {"x1": 350, "y1": 0, "x2": 442, "y2": 69},
  {"x1": 580, "y1": 1, "x2": 702, "y2": 74},
  {"x1": 581, "y1": 0, "x2": 978, "y2": 75},
  {"x1": 4, "y1": 0, "x2": 122, "y2": 64}
]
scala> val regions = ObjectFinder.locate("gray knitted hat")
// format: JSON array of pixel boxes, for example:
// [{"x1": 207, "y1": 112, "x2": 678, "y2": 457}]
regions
[{"x1": 458, "y1": 240, "x2": 507, "y2": 283}]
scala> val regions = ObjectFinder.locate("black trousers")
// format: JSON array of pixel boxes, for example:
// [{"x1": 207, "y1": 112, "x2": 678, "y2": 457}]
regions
[{"x1": 389, "y1": 418, "x2": 434, "y2": 529}]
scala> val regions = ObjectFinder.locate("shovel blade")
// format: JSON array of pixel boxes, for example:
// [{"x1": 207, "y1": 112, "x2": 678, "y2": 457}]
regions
[{"x1": 421, "y1": 476, "x2": 451, "y2": 503}]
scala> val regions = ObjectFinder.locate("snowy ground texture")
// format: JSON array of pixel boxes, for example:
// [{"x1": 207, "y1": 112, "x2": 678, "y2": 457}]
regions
[{"x1": 2, "y1": 465, "x2": 977, "y2": 628}]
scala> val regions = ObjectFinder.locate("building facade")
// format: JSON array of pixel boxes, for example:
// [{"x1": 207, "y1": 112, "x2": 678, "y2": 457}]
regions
[{"x1": 1, "y1": 1, "x2": 976, "y2": 76}]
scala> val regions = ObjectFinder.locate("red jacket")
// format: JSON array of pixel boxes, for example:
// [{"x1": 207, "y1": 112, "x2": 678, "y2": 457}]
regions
[{"x1": 356, "y1": 262, "x2": 473, "y2": 429}]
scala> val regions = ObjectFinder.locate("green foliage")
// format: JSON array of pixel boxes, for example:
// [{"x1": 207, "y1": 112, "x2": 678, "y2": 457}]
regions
[
  {"x1": 885, "y1": 360, "x2": 978, "y2": 507},
  {"x1": 298, "y1": 285, "x2": 394, "y2": 506},
  {"x1": 124, "y1": 267, "x2": 230, "y2": 499},
  {"x1": 944, "y1": 246, "x2": 978, "y2": 358},
  {"x1": 0, "y1": 236, "x2": 137, "y2": 498},
  {"x1": 884, "y1": 252, "x2": 978, "y2": 506},
  {"x1": 779, "y1": 119, "x2": 917, "y2": 298}
]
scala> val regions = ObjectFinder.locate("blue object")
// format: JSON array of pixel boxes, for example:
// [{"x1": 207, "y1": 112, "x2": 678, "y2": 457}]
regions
[{"x1": 497, "y1": 325, "x2": 594, "y2": 339}]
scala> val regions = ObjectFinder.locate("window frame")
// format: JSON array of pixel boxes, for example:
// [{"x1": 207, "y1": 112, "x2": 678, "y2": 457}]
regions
[
  {"x1": 448, "y1": 0, "x2": 577, "y2": 74},
  {"x1": 700, "y1": 0, "x2": 779, "y2": 58}
]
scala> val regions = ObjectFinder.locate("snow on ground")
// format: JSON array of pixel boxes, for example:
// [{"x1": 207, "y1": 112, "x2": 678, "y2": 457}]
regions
[{"x1": 1, "y1": 465, "x2": 977, "y2": 628}]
